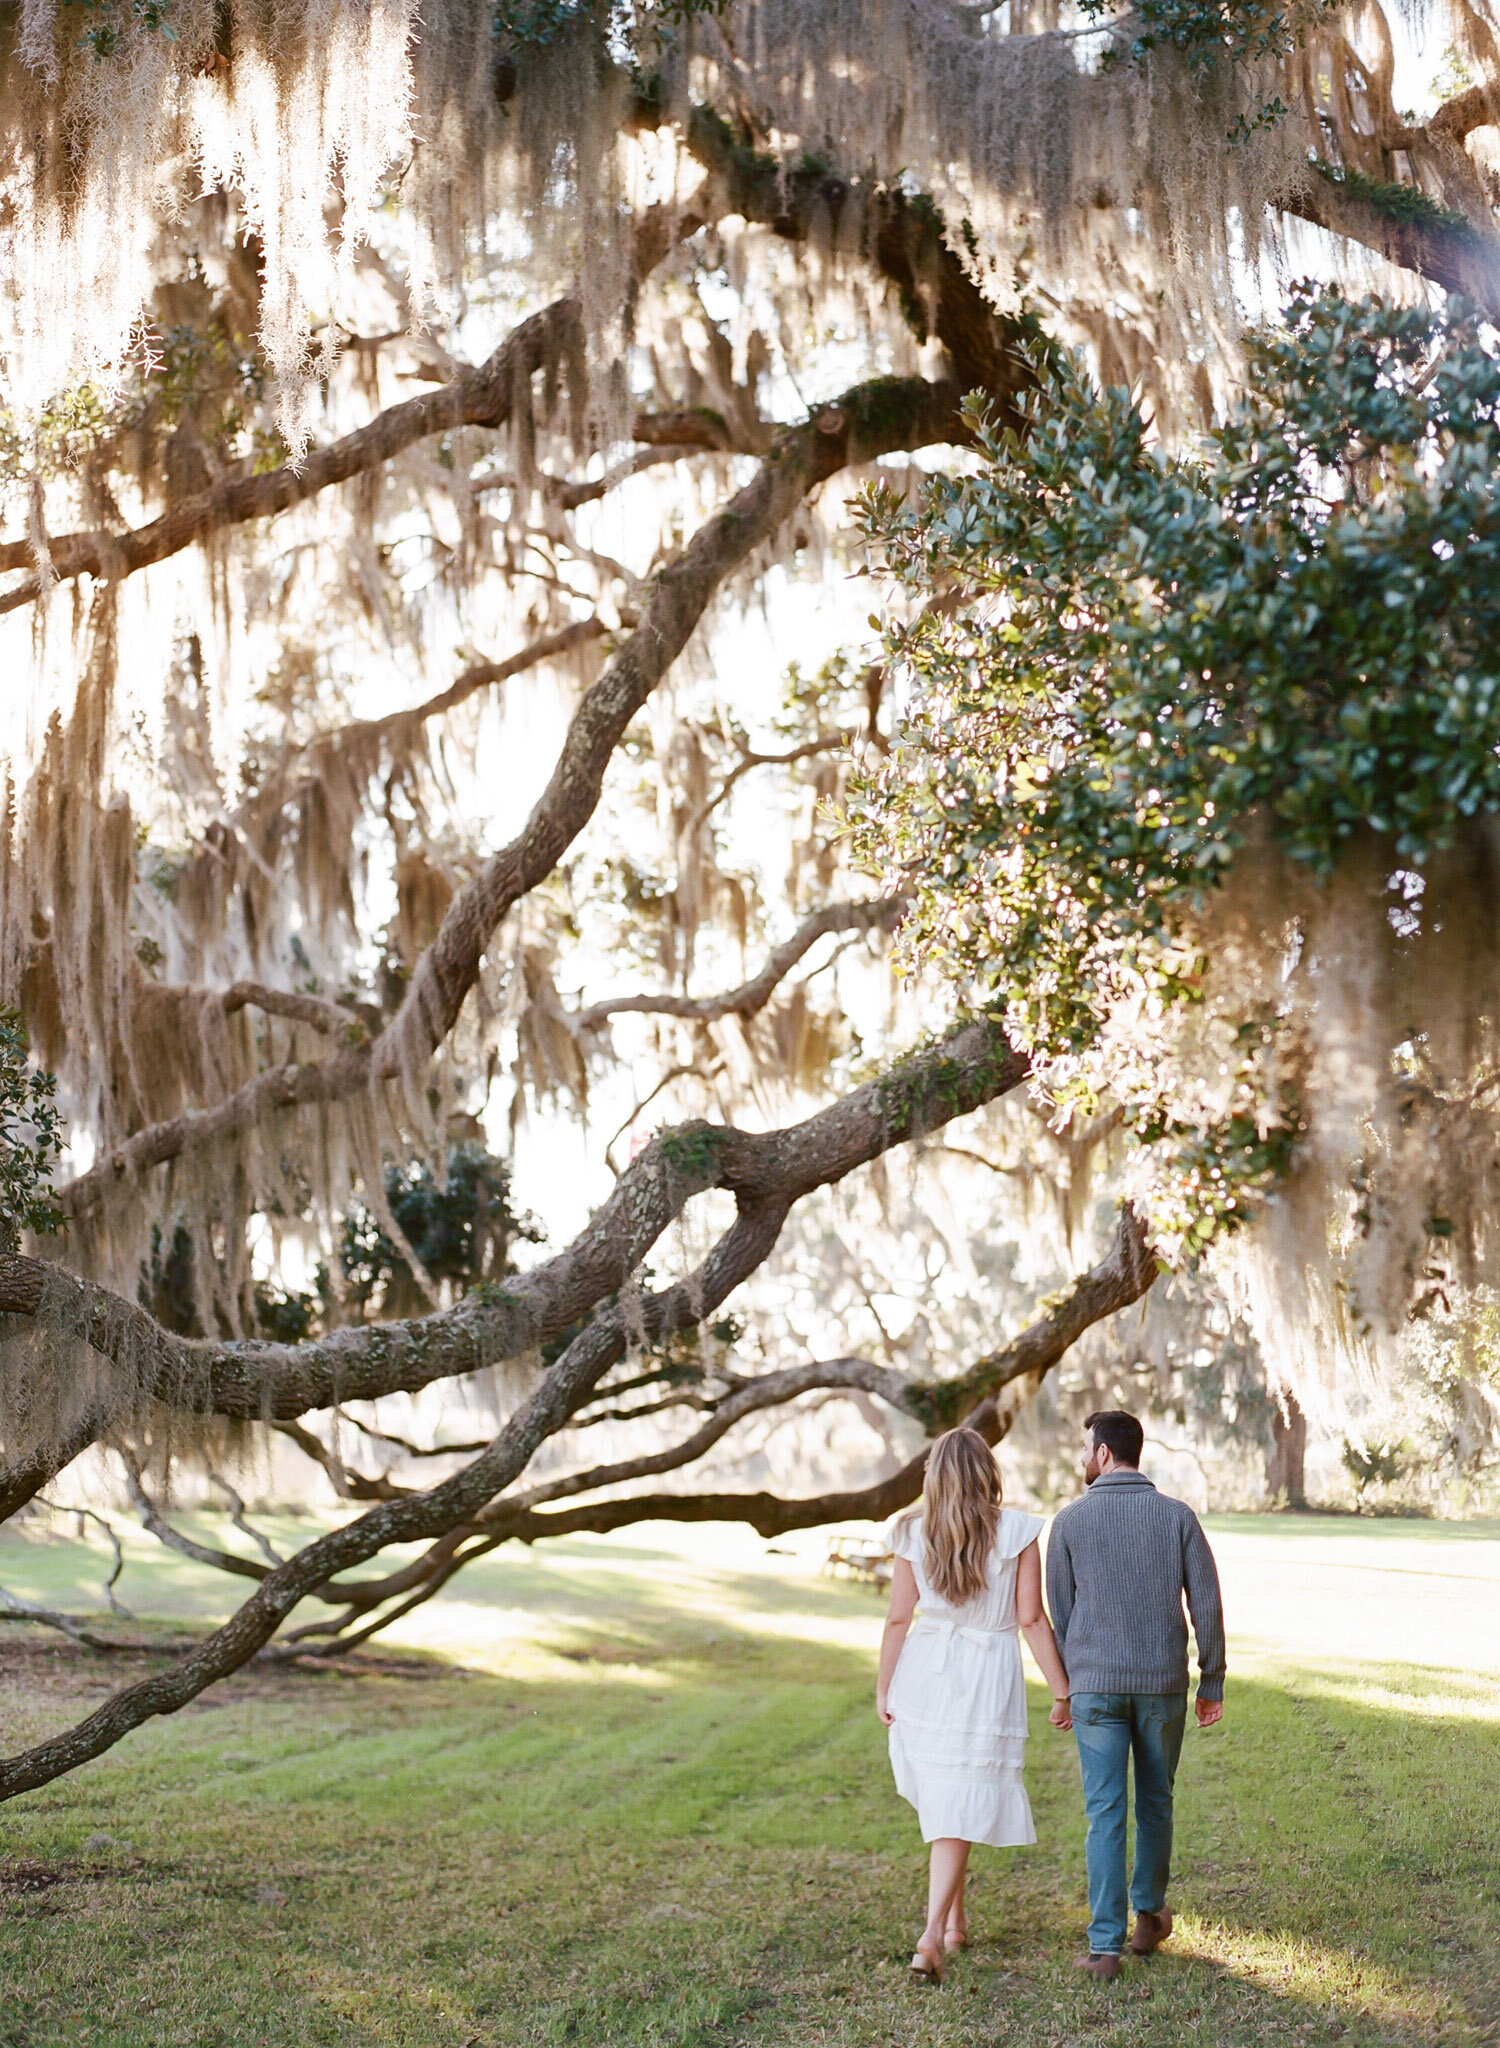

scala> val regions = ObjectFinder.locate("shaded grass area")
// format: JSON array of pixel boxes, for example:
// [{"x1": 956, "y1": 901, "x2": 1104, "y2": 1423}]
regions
[{"x1": 0, "y1": 1519, "x2": 1495, "y2": 2047}]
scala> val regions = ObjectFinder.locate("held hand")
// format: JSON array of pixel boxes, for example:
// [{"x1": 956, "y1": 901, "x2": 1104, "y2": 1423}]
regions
[
  {"x1": 1049, "y1": 1698, "x2": 1072, "y2": 1731},
  {"x1": 1195, "y1": 1698, "x2": 1223, "y2": 1728},
  {"x1": 876, "y1": 1697, "x2": 895, "y2": 1727}
]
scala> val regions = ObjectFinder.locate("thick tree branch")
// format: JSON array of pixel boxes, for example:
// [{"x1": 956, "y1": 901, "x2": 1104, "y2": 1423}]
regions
[
  {"x1": 0, "y1": 1590, "x2": 163, "y2": 1654},
  {"x1": 0, "y1": 302, "x2": 585, "y2": 613},
  {"x1": 270, "y1": 1419, "x2": 411, "y2": 1502},
  {"x1": 494, "y1": 1355, "x2": 918, "y2": 1517},
  {"x1": 575, "y1": 897, "x2": 905, "y2": 1029},
  {"x1": 210, "y1": 1208, "x2": 1155, "y2": 1646},
  {"x1": 4, "y1": 1016, "x2": 1028, "y2": 1431},
  {"x1": 0, "y1": 1187, "x2": 1152, "y2": 1783},
  {"x1": 322, "y1": 1207, "x2": 1157, "y2": 1648},
  {"x1": 118, "y1": 1451, "x2": 270, "y2": 1585},
  {"x1": 1389, "y1": 83, "x2": 1499, "y2": 150},
  {"x1": 486, "y1": 1204, "x2": 1157, "y2": 1545},
  {"x1": 2, "y1": 104, "x2": 1038, "y2": 614},
  {"x1": 678, "y1": 107, "x2": 1038, "y2": 419},
  {"x1": 217, "y1": 984, "x2": 363, "y2": 1037},
  {"x1": 287, "y1": 1355, "x2": 914, "y2": 1628},
  {"x1": 0, "y1": 1404, "x2": 116, "y2": 1521},
  {"x1": 904, "y1": 1202, "x2": 1158, "y2": 1429},
  {"x1": 55, "y1": 377, "x2": 966, "y2": 1222},
  {"x1": 280, "y1": 1532, "x2": 506, "y2": 1651},
  {"x1": 1280, "y1": 165, "x2": 1500, "y2": 318}
]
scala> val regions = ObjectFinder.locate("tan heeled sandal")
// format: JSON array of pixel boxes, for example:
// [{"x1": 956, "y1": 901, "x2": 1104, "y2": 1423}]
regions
[{"x1": 909, "y1": 1940, "x2": 947, "y2": 1982}]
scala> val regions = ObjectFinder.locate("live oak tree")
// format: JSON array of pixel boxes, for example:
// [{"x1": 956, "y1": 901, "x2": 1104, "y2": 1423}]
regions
[{"x1": 0, "y1": 0, "x2": 1497, "y2": 1795}]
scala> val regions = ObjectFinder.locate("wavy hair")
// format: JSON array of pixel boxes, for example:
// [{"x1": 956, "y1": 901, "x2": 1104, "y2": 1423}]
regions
[{"x1": 899, "y1": 1426, "x2": 1003, "y2": 1605}]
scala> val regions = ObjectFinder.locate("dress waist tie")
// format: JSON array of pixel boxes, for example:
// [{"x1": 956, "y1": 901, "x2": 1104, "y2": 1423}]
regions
[{"x1": 911, "y1": 1617, "x2": 1018, "y2": 1674}]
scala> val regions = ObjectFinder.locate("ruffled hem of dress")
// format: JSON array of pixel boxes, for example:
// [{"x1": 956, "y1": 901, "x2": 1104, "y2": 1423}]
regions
[{"x1": 889, "y1": 1754, "x2": 1037, "y2": 1848}]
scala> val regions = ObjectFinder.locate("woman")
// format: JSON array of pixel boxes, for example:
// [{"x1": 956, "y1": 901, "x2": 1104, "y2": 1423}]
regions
[{"x1": 876, "y1": 1426, "x2": 1072, "y2": 1980}]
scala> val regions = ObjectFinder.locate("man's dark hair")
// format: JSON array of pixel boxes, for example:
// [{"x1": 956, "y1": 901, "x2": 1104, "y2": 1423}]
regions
[{"x1": 1085, "y1": 1409, "x2": 1144, "y2": 1467}]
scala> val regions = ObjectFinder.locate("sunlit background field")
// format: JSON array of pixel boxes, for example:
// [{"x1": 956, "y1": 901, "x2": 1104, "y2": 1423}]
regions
[{"x1": 1, "y1": 1512, "x2": 1496, "y2": 2048}]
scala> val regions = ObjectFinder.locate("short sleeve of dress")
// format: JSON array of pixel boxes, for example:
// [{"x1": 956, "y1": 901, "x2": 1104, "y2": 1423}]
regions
[
  {"x1": 996, "y1": 1508, "x2": 1045, "y2": 1559},
  {"x1": 881, "y1": 1514, "x2": 919, "y2": 1560}
]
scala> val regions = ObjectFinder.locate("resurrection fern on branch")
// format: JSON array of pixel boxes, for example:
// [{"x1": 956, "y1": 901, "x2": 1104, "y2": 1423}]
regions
[{"x1": 1310, "y1": 160, "x2": 1481, "y2": 240}]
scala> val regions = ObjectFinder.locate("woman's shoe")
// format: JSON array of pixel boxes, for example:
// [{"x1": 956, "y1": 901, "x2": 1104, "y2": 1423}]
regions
[
  {"x1": 943, "y1": 1919, "x2": 969, "y2": 1954},
  {"x1": 909, "y1": 1939, "x2": 947, "y2": 1982}
]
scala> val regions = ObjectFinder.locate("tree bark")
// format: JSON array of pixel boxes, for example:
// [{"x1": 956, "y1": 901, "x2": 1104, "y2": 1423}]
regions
[{"x1": 1265, "y1": 1392, "x2": 1308, "y2": 1510}]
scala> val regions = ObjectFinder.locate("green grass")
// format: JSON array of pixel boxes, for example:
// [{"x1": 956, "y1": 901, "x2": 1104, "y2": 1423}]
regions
[{"x1": 0, "y1": 1513, "x2": 1496, "y2": 2047}]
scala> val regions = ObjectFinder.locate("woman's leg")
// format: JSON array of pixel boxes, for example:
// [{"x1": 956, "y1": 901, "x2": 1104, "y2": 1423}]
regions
[
  {"x1": 920, "y1": 1839, "x2": 971, "y2": 1960},
  {"x1": 943, "y1": 1856, "x2": 969, "y2": 1948}
]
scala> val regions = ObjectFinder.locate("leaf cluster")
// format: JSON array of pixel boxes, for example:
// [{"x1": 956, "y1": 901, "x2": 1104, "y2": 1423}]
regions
[
  {"x1": 0, "y1": 1010, "x2": 65, "y2": 1255},
  {"x1": 852, "y1": 287, "x2": 1500, "y2": 1060},
  {"x1": 64, "y1": 0, "x2": 174, "y2": 61},
  {"x1": 0, "y1": 320, "x2": 273, "y2": 514},
  {"x1": 338, "y1": 1143, "x2": 544, "y2": 1320},
  {"x1": 1080, "y1": 0, "x2": 1320, "y2": 70},
  {"x1": 1080, "y1": 0, "x2": 1338, "y2": 134}
]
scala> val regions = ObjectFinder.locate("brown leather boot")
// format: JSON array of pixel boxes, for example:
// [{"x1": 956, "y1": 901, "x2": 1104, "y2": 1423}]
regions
[
  {"x1": 1073, "y1": 1953, "x2": 1122, "y2": 1981},
  {"x1": 1131, "y1": 1909, "x2": 1174, "y2": 1955}
]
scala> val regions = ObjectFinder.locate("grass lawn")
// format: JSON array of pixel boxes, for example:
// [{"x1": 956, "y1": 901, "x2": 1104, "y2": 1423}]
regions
[{"x1": 0, "y1": 1508, "x2": 1495, "y2": 2048}]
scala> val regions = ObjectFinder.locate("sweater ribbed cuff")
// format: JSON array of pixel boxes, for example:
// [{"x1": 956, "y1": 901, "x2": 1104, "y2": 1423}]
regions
[{"x1": 1196, "y1": 1677, "x2": 1225, "y2": 1702}]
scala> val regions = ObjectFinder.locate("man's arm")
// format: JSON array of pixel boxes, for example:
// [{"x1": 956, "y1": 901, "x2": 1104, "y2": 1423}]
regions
[
  {"x1": 1044, "y1": 1517, "x2": 1076, "y2": 1655},
  {"x1": 1183, "y1": 1512, "x2": 1226, "y2": 1718}
]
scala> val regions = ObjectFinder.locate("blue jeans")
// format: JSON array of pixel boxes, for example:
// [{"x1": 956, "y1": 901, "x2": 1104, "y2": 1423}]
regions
[{"x1": 1071, "y1": 1692, "x2": 1187, "y2": 1956}]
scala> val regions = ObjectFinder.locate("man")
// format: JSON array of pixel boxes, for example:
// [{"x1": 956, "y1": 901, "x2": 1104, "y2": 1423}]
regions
[{"x1": 1045, "y1": 1409, "x2": 1226, "y2": 1981}]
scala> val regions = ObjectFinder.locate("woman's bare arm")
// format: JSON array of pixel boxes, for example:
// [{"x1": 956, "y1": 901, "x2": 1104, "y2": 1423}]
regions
[
  {"x1": 876, "y1": 1556, "x2": 919, "y2": 1725},
  {"x1": 1016, "y1": 1540, "x2": 1073, "y2": 1729}
]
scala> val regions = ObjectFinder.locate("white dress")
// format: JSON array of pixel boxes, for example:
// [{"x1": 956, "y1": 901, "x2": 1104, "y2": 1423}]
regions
[{"x1": 883, "y1": 1507, "x2": 1047, "y2": 1847}]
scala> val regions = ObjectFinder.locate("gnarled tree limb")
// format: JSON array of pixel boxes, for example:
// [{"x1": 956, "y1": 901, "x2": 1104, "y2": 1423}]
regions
[
  {"x1": 1281, "y1": 166, "x2": 1500, "y2": 319},
  {"x1": 0, "y1": 301, "x2": 584, "y2": 613},
  {"x1": 286, "y1": 1204, "x2": 1158, "y2": 1645},
  {"x1": 3, "y1": 1016, "x2": 1028, "y2": 1429},
  {"x1": 55, "y1": 376, "x2": 966, "y2": 1223},
  {"x1": 575, "y1": 897, "x2": 905, "y2": 1029},
  {"x1": 482, "y1": 1202, "x2": 1157, "y2": 1543},
  {"x1": 0, "y1": 1176, "x2": 792, "y2": 1797}
]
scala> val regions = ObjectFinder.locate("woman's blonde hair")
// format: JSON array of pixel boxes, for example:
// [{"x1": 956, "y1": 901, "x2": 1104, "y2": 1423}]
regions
[{"x1": 899, "y1": 1427, "x2": 1003, "y2": 1605}]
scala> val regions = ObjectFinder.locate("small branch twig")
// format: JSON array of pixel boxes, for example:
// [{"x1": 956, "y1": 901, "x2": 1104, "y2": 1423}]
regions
[
  {"x1": 0, "y1": 1587, "x2": 166, "y2": 1653},
  {"x1": 270, "y1": 1420, "x2": 411, "y2": 1502},
  {"x1": 333, "y1": 1411, "x2": 493, "y2": 1460},
  {"x1": 37, "y1": 1501, "x2": 132, "y2": 1616},
  {"x1": 682, "y1": 733, "x2": 855, "y2": 841},
  {"x1": 207, "y1": 1473, "x2": 285, "y2": 1567},
  {"x1": 119, "y1": 1451, "x2": 270, "y2": 1584},
  {"x1": 577, "y1": 897, "x2": 905, "y2": 1031}
]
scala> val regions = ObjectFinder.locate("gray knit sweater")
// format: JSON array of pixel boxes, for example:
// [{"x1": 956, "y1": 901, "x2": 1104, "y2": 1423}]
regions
[{"x1": 1045, "y1": 1471, "x2": 1226, "y2": 1701}]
